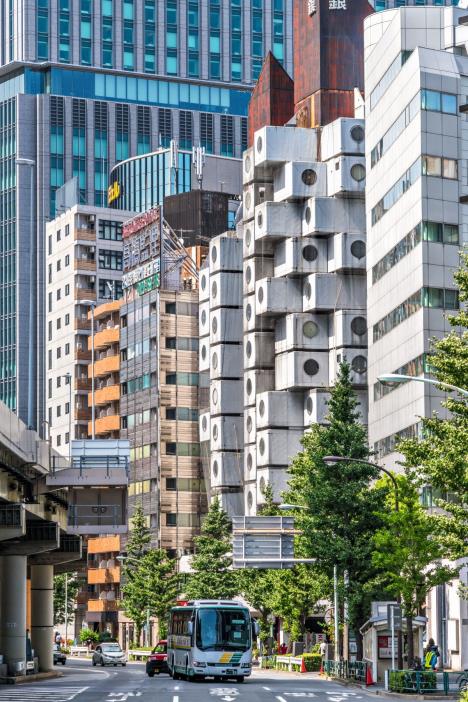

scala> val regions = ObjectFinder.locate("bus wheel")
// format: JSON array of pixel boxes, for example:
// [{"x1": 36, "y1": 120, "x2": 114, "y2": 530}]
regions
[
  {"x1": 236, "y1": 676, "x2": 245, "y2": 683},
  {"x1": 193, "y1": 675, "x2": 204, "y2": 682}
]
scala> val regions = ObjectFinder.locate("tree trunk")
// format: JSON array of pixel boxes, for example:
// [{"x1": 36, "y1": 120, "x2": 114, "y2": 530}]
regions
[
  {"x1": 406, "y1": 615, "x2": 414, "y2": 668},
  {"x1": 135, "y1": 624, "x2": 142, "y2": 646},
  {"x1": 355, "y1": 632, "x2": 363, "y2": 662}
]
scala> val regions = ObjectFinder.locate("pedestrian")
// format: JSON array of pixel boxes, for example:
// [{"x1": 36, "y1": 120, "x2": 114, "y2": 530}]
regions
[
  {"x1": 424, "y1": 638, "x2": 440, "y2": 670},
  {"x1": 54, "y1": 630, "x2": 61, "y2": 645},
  {"x1": 319, "y1": 640, "x2": 327, "y2": 665}
]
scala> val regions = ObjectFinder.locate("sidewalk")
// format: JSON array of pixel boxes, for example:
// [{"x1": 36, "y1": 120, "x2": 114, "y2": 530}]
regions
[{"x1": 321, "y1": 674, "x2": 458, "y2": 700}]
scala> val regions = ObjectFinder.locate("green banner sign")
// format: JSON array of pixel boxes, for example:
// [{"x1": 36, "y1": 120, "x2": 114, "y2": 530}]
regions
[{"x1": 135, "y1": 273, "x2": 160, "y2": 296}]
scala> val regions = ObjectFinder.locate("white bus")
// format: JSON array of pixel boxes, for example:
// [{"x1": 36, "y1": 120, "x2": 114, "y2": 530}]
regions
[{"x1": 167, "y1": 600, "x2": 258, "y2": 682}]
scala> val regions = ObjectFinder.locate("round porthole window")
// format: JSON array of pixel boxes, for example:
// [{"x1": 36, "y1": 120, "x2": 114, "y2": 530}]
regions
[
  {"x1": 304, "y1": 359, "x2": 319, "y2": 376},
  {"x1": 305, "y1": 206, "x2": 311, "y2": 224},
  {"x1": 201, "y1": 274, "x2": 207, "y2": 291},
  {"x1": 213, "y1": 460, "x2": 219, "y2": 477},
  {"x1": 212, "y1": 388, "x2": 218, "y2": 405},
  {"x1": 246, "y1": 378, "x2": 253, "y2": 396},
  {"x1": 212, "y1": 352, "x2": 218, "y2": 370},
  {"x1": 350, "y1": 125, "x2": 365, "y2": 143},
  {"x1": 201, "y1": 345, "x2": 207, "y2": 360},
  {"x1": 212, "y1": 317, "x2": 218, "y2": 335},
  {"x1": 304, "y1": 282, "x2": 312, "y2": 299},
  {"x1": 350, "y1": 163, "x2": 366, "y2": 182},
  {"x1": 213, "y1": 424, "x2": 218, "y2": 441},
  {"x1": 211, "y1": 246, "x2": 217, "y2": 264},
  {"x1": 258, "y1": 287, "x2": 264, "y2": 304},
  {"x1": 259, "y1": 399, "x2": 265, "y2": 417},
  {"x1": 201, "y1": 309, "x2": 207, "y2": 325},
  {"x1": 351, "y1": 316, "x2": 367, "y2": 336},
  {"x1": 352, "y1": 355, "x2": 367, "y2": 374},
  {"x1": 245, "y1": 155, "x2": 252, "y2": 173},
  {"x1": 303, "y1": 321, "x2": 319, "y2": 338},
  {"x1": 302, "y1": 245, "x2": 318, "y2": 262},
  {"x1": 256, "y1": 136, "x2": 263, "y2": 153},
  {"x1": 259, "y1": 438, "x2": 265, "y2": 456},
  {"x1": 246, "y1": 266, "x2": 252, "y2": 285},
  {"x1": 248, "y1": 491, "x2": 253, "y2": 508},
  {"x1": 202, "y1": 416, "x2": 207, "y2": 432},
  {"x1": 247, "y1": 453, "x2": 253, "y2": 471},
  {"x1": 245, "y1": 192, "x2": 252, "y2": 211},
  {"x1": 351, "y1": 240, "x2": 366, "y2": 260},
  {"x1": 247, "y1": 416, "x2": 253, "y2": 434},
  {"x1": 301, "y1": 169, "x2": 317, "y2": 186},
  {"x1": 306, "y1": 396, "x2": 313, "y2": 415},
  {"x1": 246, "y1": 341, "x2": 252, "y2": 358},
  {"x1": 246, "y1": 304, "x2": 252, "y2": 321},
  {"x1": 259, "y1": 477, "x2": 266, "y2": 494},
  {"x1": 257, "y1": 212, "x2": 263, "y2": 228},
  {"x1": 211, "y1": 281, "x2": 217, "y2": 298},
  {"x1": 245, "y1": 229, "x2": 252, "y2": 247}
]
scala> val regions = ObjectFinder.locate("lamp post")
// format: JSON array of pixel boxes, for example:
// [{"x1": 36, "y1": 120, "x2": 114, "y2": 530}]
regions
[
  {"x1": 377, "y1": 373, "x2": 468, "y2": 397},
  {"x1": 323, "y1": 456, "x2": 402, "y2": 668},
  {"x1": 16, "y1": 158, "x2": 36, "y2": 429},
  {"x1": 81, "y1": 299, "x2": 96, "y2": 439},
  {"x1": 279, "y1": 503, "x2": 340, "y2": 661},
  {"x1": 63, "y1": 373, "x2": 72, "y2": 460}
]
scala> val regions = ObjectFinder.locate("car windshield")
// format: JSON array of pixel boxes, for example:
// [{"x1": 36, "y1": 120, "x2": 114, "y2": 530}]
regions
[
  {"x1": 53, "y1": 644, "x2": 60, "y2": 651},
  {"x1": 102, "y1": 644, "x2": 122, "y2": 652},
  {"x1": 153, "y1": 643, "x2": 167, "y2": 653},
  {"x1": 196, "y1": 608, "x2": 250, "y2": 651}
]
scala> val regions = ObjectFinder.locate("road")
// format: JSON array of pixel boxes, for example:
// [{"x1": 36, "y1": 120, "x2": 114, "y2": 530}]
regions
[{"x1": 0, "y1": 659, "x2": 408, "y2": 702}]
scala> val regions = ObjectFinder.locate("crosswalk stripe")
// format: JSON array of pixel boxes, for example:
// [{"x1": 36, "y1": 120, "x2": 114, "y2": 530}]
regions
[{"x1": 0, "y1": 685, "x2": 87, "y2": 701}]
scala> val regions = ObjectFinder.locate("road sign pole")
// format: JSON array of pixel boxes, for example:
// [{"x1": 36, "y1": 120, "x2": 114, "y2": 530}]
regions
[
  {"x1": 334, "y1": 565, "x2": 339, "y2": 661},
  {"x1": 391, "y1": 605, "x2": 395, "y2": 671}
]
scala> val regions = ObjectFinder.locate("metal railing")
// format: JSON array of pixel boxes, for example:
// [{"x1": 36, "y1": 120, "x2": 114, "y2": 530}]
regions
[
  {"x1": 0, "y1": 503, "x2": 24, "y2": 527},
  {"x1": 388, "y1": 669, "x2": 468, "y2": 695},
  {"x1": 68, "y1": 504, "x2": 123, "y2": 528},
  {"x1": 51, "y1": 455, "x2": 129, "y2": 476},
  {"x1": 324, "y1": 660, "x2": 368, "y2": 683}
]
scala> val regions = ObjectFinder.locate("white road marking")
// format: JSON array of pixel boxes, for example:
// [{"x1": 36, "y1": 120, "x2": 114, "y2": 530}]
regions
[
  {"x1": 0, "y1": 686, "x2": 88, "y2": 702},
  {"x1": 276, "y1": 696, "x2": 288, "y2": 702},
  {"x1": 284, "y1": 695, "x2": 316, "y2": 698},
  {"x1": 263, "y1": 687, "x2": 271, "y2": 691},
  {"x1": 173, "y1": 696, "x2": 179, "y2": 702}
]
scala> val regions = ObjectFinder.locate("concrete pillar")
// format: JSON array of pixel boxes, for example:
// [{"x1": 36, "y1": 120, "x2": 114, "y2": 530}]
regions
[
  {"x1": 0, "y1": 555, "x2": 27, "y2": 675},
  {"x1": 30, "y1": 564, "x2": 54, "y2": 672}
]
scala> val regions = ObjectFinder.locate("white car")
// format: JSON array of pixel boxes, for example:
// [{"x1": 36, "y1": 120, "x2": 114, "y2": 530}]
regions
[{"x1": 92, "y1": 642, "x2": 127, "y2": 667}]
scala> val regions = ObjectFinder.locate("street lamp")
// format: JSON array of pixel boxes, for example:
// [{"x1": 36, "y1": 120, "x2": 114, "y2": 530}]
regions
[
  {"x1": 323, "y1": 456, "x2": 399, "y2": 511},
  {"x1": 279, "y1": 503, "x2": 340, "y2": 661},
  {"x1": 80, "y1": 299, "x2": 96, "y2": 439},
  {"x1": 378, "y1": 373, "x2": 468, "y2": 397},
  {"x1": 16, "y1": 158, "x2": 36, "y2": 429}
]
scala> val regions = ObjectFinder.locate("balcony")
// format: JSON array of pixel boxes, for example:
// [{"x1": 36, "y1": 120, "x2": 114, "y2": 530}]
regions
[
  {"x1": 75, "y1": 408, "x2": 90, "y2": 421},
  {"x1": 90, "y1": 355, "x2": 120, "y2": 378},
  {"x1": 74, "y1": 228, "x2": 95, "y2": 241},
  {"x1": 88, "y1": 535, "x2": 121, "y2": 554},
  {"x1": 90, "y1": 327, "x2": 119, "y2": 350},
  {"x1": 74, "y1": 259, "x2": 96, "y2": 272},
  {"x1": 76, "y1": 348, "x2": 92, "y2": 361},
  {"x1": 88, "y1": 566, "x2": 121, "y2": 585},
  {"x1": 91, "y1": 385, "x2": 120, "y2": 406},
  {"x1": 91, "y1": 415, "x2": 120, "y2": 435},
  {"x1": 75, "y1": 288, "x2": 96, "y2": 301},
  {"x1": 75, "y1": 378, "x2": 91, "y2": 392},
  {"x1": 87, "y1": 597, "x2": 120, "y2": 612},
  {"x1": 47, "y1": 450, "x2": 129, "y2": 488},
  {"x1": 75, "y1": 318, "x2": 91, "y2": 331},
  {"x1": 67, "y1": 502, "x2": 126, "y2": 535}
]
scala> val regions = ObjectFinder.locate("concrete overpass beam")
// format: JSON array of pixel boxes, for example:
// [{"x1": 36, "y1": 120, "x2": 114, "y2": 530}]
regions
[
  {"x1": 30, "y1": 564, "x2": 54, "y2": 672},
  {"x1": 0, "y1": 555, "x2": 27, "y2": 675}
]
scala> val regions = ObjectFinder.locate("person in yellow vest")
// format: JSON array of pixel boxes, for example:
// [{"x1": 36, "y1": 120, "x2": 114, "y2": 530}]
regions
[{"x1": 424, "y1": 639, "x2": 440, "y2": 670}]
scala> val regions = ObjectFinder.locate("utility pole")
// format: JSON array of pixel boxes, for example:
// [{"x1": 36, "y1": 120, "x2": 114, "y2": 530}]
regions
[
  {"x1": 343, "y1": 570, "x2": 349, "y2": 661},
  {"x1": 64, "y1": 573, "x2": 68, "y2": 646},
  {"x1": 334, "y1": 565, "x2": 339, "y2": 661}
]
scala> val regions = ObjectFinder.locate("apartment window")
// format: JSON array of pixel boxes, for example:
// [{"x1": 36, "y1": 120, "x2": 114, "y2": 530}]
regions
[
  {"x1": 102, "y1": 0, "x2": 114, "y2": 68},
  {"x1": 58, "y1": 0, "x2": 71, "y2": 62},
  {"x1": 57, "y1": 289, "x2": 61, "y2": 301},
  {"x1": 179, "y1": 111, "x2": 193, "y2": 150},
  {"x1": 65, "y1": 254, "x2": 70, "y2": 266},
  {"x1": 371, "y1": 158, "x2": 421, "y2": 225},
  {"x1": 374, "y1": 423, "x2": 421, "y2": 459},
  {"x1": 56, "y1": 317, "x2": 61, "y2": 330},
  {"x1": 57, "y1": 405, "x2": 61, "y2": 417},
  {"x1": 165, "y1": 301, "x2": 198, "y2": 316},
  {"x1": 80, "y1": 0, "x2": 92, "y2": 65},
  {"x1": 187, "y1": 0, "x2": 199, "y2": 76},
  {"x1": 57, "y1": 435, "x2": 61, "y2": 447},
  {"x1": 56, "y1": 259, "x2": 61, "y2": 272},
  {"x1": 56, "y1": 347, "x2": 61, "y2": 359},
  {"x1": 137, "y1": 106, "x2": 151, "y2": 155},
  {"x1": 371, "y1": 92, "x2": 419, "y2": 168},
  {"x1": 65, "y1": 343, "x2": 70, "y2": 355},
  {"x1": 166, "y1": 407, "x2": 199, "y2": 421},
  {"x1": 94, "y1": 102, "x2": 108, "y2": 206},
  {"x1": 48, "y1": 378, "x2": 52, "y2": 398},
  {"x1": 99, "y1": 220, "x2": 122, "y2": 240},
  {"x1": 422, "y1": 155, "x2": 457, "y2": 179},
  {"x1": 220, "y1": 115, "x2": 234, "y2": 157},
  {"x1": 65, "y1": 284, "x2": 70, "y2": 296},
  {"x1": 48, "y1": 320, "x2": 53, "y2": 340},
  {"x1": 48, "y1": 292, "x2": 52, "y2": 312},
  {"x1": 374, "y1": 354, "x2": 430, "y2": 401},
  {"x1": 166, "y1": 0, "x2": 178, "y2": 74},
  {"x1": 116, "y1": 104, "x2": 130, "y2": 161},
  {"x1": 370, "y1": 51, "x2": 411, "y2": 111},
  {"x1": 166, "y1": 337, "x2": 199, "y2": 351},
  {"x1": 144, "y1": 0, "x2": 156, "y2": 72},
  {"x1": 72, "y1": 99, "x2": 87, "y2": 202},
  {"x1": 98, "y1": 249, "x2": 123, "y2": 270},
  {"x1": 48, "y1": 408, "x2": 52, "y2": 425},
  {"x1": 158, "y1": 109, "x2": 172, "y2": 147},
  {"x1": 48, "y1": 349, "x2": 52, "y2": 369},
  {"x1": 165, "y1": 372, "x2": 199, "y2": 386},
  {"x1": 65, "y1": 432, "x2": 70, "y2": 444},
  {"x1": 37, "y1": 0, "x2": 49, "y2": 60},
  {"x1": 421, "y1": 89, "x2": 457, "y2": 114},
  {"x1": 99, "y1": 278, "x2": 123, "y2": 299},
  {"x1": 65, "y1": 313, "x2": 70, "y2": 325},
  {"x1": 200, "y1": 113, "x2": 214, "y2": 154},
  {"x1": 57, "y1": 376, "x2": 62, "y2": 388},
  {"x1": 166, "y1": 478, "x2": 177, "y2": 491},
  {"x1": 65, "y1": 224, "x2": 70, "y2": 236},
  {"x1": 57, "y1": 229, "x2": 61, "y2": 241},
  {"x1": 165, "y1": 442, "x2": 200, "y2": 456},
  {"x1": 166, "y1": 513, "x2": 177, "y2": 526},
  {"x1": 48, "y1": 235, "x2": 52, "y2": 255}
]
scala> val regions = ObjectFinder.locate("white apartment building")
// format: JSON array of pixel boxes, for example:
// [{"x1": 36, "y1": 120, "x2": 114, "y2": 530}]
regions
[
  {"x1": 199, "y1": 233, "x2": 244, "y2": 516},
  {"x1": 46, "y1": 205, "x2": 133, "y2": 454},
  {"x1": 240, "y1": 123, "x2": 369, "y2": 514},
  {"x1": 364, "y1": 5, "x2": 467, "y2": 667}
]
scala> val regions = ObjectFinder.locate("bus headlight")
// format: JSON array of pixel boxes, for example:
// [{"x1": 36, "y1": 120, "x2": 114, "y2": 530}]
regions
[{"x1": 193, "y1": 661, "x2": 206, "y2": 667}]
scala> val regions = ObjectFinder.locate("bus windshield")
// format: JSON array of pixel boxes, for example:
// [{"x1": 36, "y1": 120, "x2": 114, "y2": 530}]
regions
[{"x1": 196, "y1": 608, "x2": 251, "y2": 651}]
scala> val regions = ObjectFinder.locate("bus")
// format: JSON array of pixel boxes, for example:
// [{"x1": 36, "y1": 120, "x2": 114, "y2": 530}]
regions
[{"x1": 167, "y1": 600, "x2": 258, "y2": 682}]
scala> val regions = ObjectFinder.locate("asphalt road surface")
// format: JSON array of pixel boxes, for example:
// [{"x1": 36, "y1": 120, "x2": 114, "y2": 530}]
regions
[{"x1": 0, "y1": 659, "x2": 410, "y2": 702}]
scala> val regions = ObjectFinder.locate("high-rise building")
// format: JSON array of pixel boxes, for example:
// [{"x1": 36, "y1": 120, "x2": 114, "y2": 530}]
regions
[
  {"x1": 364, "y1": 5, "x2": 467, "y2": 668},
  {"x1": 45, "y1": 204, "x2": 133, "y2": 453},
  {"x1": 0, "y1": 0, "x2": 293, "y2": 430}
]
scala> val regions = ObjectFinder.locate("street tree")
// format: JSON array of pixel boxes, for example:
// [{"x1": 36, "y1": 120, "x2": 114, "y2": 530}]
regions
[
  {"x1": 126, "y1": 503, "x2": 151, "y2": 559},
  {"x1": 185, "y1": 497, "x2": 238, "y2": 600},
  {"x1": 121, "y1": 504, "x2": 152, "y2": 643},
  {"x1": 283, "y1": 361, "x2": 386, "y2": 658},
  {"x1": 53, "y1": 572, "x2": 79, "y2": 627},
  {"x1": 144, "y1": 549, "x2": 178, "y2": 637},
  {"x1": 372, "y1": 470, "x2": 457, "y2": 665},
  {"x1": 399, "y1": 252, "x2": 468, "y2": 559}
]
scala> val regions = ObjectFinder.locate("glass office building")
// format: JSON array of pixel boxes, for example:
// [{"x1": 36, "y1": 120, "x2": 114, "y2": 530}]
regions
[{"x1": 0, "y1": 0, "x2": 293, "y2": 430}]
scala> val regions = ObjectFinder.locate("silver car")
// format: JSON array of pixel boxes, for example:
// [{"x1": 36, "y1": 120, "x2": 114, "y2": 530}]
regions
[{"x1": 92, "y1": 642, "x2": 127, "y2": 667}]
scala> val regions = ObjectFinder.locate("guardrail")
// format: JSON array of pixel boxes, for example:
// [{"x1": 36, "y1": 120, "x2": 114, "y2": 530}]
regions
[
  {"x1": 127, "y1": 650, "x2": 152, "y2": 660},
  {"x1": 68, "y1": 504, "x2": 123, "y2": 527},
  {"x1": 51, "y1": 455, "x2": 129, "y2": 476},
  {"x1": 389, "y1": 669, "x2": 468, "y2": 695},
  {"x1": 276, "y1": 655, "x2": 304, "y2": 672},
  {"x1": 70, "y1": 646, "x2": 91, "y2": 657},
  {"x1": 324, "y1": 660, "x2": 368, "y2": 683}
]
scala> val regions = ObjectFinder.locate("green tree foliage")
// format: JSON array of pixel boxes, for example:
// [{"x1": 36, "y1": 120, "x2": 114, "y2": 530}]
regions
[
  {"x1": 79, "y1": 628, "x2": 99, "y2": 645},
  {"x1": 53, "y1": 573, "x2": 79, "y2": 627},
  {"x1": 372, "y1": 470, "x2": 457, "y2": 665},
  {"x1": 283, "y1": 361, "x2": 385, "y2": 656},
  {"x1": 121, "y1": 504, "x2": 177, "y2": 642},
  {"x1": 399, "y1": 252, "x2": 468, "y2": 559},
  {"x1": 185, "y1": 497, "x2": 238, "y2": 600}
]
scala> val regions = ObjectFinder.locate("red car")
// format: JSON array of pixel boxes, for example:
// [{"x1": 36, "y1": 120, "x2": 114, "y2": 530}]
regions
[{"x1": 146, "y1": 640, "x2": 168, "y2": 677}]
